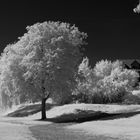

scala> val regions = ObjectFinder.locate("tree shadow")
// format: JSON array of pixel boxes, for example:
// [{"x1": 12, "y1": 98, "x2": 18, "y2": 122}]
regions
[
  {"x1": 100, "y1": 111, "x2": 140, "y2": 121},
  {"x1": 7, "y1": 103, "x2": 55, "y2": 117},
  {"x1": 38, "y1": 110, "x2": 140, "y2": 123},
  {"x1": 6, "y1": 103, "x2": 140, "y2": 124}
]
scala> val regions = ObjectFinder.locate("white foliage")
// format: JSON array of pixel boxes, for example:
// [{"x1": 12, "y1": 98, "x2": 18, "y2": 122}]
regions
[
  {"x1": 75, "y1": 59, "x2": 139, "y2": 103},
  {"x1": 132, "y1": 90, "x2": 140, "y2": 97},
  {"x1": 0, "y1": 21, "x2": 87, "y2": 107}
]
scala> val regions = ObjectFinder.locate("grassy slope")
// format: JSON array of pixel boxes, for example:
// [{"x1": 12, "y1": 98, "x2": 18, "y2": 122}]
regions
[
  {"x1": 5, "y1": 103, "x2": 140, "y2": 140},
  {"x1": 68, "y1": 114, "x2": 140, "y2": 140},
  {"x1": 7, "y1": 103, "x2": 140, "y2": 118}
]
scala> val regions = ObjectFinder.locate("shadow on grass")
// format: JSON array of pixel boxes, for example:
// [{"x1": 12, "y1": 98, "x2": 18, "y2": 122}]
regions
[
  {"x1": 6, "y1": 103, "x2": 140, "y2": 124},
  {"x1": 38, "y1": 109, "x2": 140, "y2": 123},
  {"x1": 7, "y1": 103, "x2": 55, "y2": 117}
]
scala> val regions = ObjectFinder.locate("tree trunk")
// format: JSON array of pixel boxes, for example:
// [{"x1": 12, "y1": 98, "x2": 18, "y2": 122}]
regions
[
  {"x1": 41, "y1": 98, "x2": 47, "y2": 120},
  {"x1": 41, "y1": 92, "x2": 51, "y2": 120},
  {"x1": 41, "y1": 78, "x2": 51, "y2": 120}
]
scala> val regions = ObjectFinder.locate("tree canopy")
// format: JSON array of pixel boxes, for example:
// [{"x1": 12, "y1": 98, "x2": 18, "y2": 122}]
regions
[{"x1": 0, "y1": 21, "x2": 87, "y2": 115}]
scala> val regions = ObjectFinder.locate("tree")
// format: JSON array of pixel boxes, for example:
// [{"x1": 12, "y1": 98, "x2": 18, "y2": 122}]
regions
[
  {"x1": 73, "y1": 57, "x2": 100, "y2": 103},
  {"x1": 0, "y1": 45, "x2": 23, "y2": 108},
  {"x1": 0, "y1": 21, "x2": 87, "y2": 119}
]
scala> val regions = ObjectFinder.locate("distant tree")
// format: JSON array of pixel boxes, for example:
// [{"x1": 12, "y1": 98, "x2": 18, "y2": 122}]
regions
[{"x1": 0, "y1": 21, "x2": 87, "y2": 119}]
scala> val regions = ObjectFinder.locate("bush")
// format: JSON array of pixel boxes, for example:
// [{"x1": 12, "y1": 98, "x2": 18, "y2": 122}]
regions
[
  {"x1": 74, "y1": 59, "x2": 139, "y2": 104},
  {"x1": 122, "y1": 92, "x2": 140, "y2": 104}
]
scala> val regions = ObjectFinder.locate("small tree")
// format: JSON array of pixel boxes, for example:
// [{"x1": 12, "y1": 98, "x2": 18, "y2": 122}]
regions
[
  {"x1": 0, "y1": 21, "x2": 87, "y2": 119},
  {"x1": 73, "y1": 57, "x2": 98, "y2": 103}
]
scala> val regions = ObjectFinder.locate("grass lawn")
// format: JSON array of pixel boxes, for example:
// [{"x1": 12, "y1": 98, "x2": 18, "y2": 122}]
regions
[
  {"x1": 30, "y1": 123, "x2": 119, "y2": 140},
  {"x1": 4, "y1": 103, "x2": 140, "y2": 140}
]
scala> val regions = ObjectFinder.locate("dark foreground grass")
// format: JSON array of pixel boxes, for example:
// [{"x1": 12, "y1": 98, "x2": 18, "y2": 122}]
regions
[{"x1": 30, "y1": 123, "x2": 120, "y2": 140}]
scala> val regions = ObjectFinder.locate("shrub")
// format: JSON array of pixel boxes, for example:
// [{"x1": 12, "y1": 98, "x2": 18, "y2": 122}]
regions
[
  {"x1": 74, "y1": 59, "x2": 139, "y2": 104},
  {"x1": 122, "y1": 92, "x2": 140, "y2": 104}
]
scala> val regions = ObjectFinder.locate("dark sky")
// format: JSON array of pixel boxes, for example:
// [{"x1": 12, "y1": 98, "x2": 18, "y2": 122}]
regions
[{"x1": 0, "y1": 0, "x2": 140, "y2": 65}]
